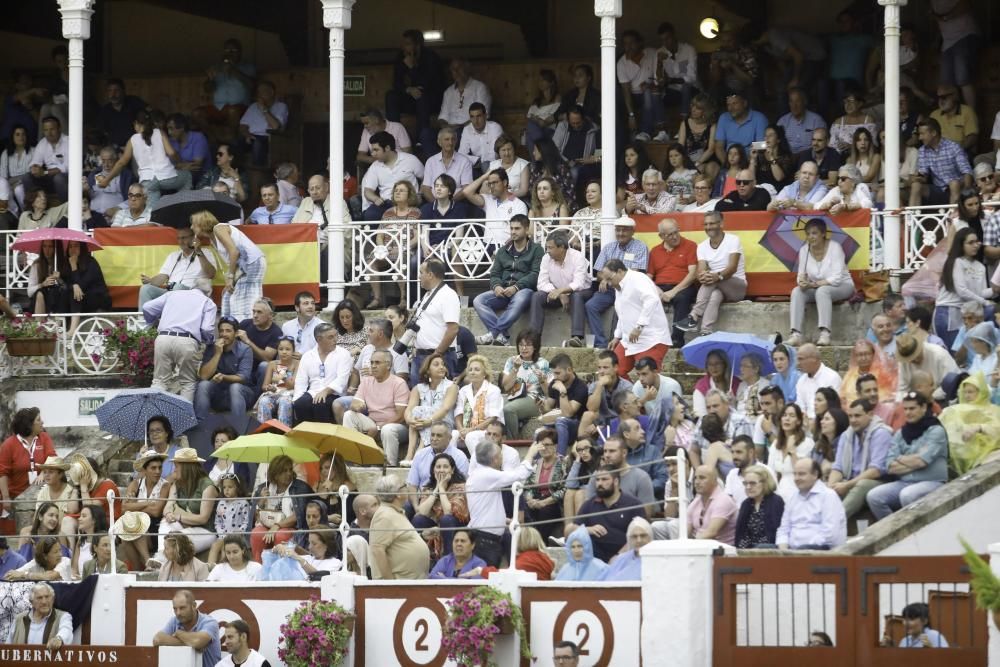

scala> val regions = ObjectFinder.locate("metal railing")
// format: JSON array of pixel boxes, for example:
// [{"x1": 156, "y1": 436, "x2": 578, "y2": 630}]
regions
[{"x1": 900, "y1": 204, "x2": 956, "y2": 272}]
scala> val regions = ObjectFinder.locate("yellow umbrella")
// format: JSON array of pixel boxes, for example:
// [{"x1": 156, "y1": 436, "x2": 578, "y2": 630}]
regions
[
  {"x1": 213, "y1": 433, "x2": 319, "y2": 464},
  {"x1": 287, "y1": 422, "x2": 385, "y2": 466}
]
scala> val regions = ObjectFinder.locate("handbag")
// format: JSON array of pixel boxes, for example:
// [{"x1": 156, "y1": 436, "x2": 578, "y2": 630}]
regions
[{"x1": 258, "y1": 510, "x2": 284, "y2": 528}]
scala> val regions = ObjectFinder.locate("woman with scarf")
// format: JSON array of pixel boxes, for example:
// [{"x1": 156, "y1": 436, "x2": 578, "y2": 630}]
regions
[
  {"x1": 941, "y1": 373, "x2": 1000, "y2": 475},
  {"x1": 555, "y1": 525, "x2": 608, "y2": 581},
  {"x1": 768, "y1": 344, "x2": 800, "y2": 405},
  {"x1": 840, "y1": 339, "x2": 897, "y2": 404}
]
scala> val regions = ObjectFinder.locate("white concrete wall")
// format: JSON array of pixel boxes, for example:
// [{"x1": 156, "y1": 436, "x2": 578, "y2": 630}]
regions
[
  {"x1": 879, "y1": 485, "x2": 1000, "y2": 557},
  {"x1": 17, "y1": 389, "x2": 126, "y2": 428}
]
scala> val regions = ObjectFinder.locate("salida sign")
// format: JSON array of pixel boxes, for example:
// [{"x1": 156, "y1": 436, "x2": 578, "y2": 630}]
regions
[{"x1": 0, "y1": 646, "x2": 156, "y2": 664}]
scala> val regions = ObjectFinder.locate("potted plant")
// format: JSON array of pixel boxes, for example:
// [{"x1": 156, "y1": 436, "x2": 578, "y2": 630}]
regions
[
  {"x1": 278, "y1": 596, "x2": 354, "y2": 667},
  {"x1": 961, "y1": 538, "x2": 1000, "y2": 631},
  {"x1": 442, "y1": 585, "x2": 530, "y2": 667},
  {"x1": 0, "y1": 315, "x2": 58, "y2": 357},
  {"x1": 95, "y1": 319, "x2": 157, "y2": 385}
]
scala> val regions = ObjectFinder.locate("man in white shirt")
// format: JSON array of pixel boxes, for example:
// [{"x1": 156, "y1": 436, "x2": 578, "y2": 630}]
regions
[
  {"x1": 618, "y1": 30, "x2": 664, "y2": 142},
  {"x1": 466, "y1": 439, "x2": 542, "y2": 566},
  {"x1": 438, "y1": 59, "x2": 492, "y2": 130},
  {"x1": 238, "y1": 80, "x2": 288, "y2": 166},
  {"x1": 23, "y1": 116, "x2": 69, "y2": 202},
  {"x1": 776, "y1": 458, "x2": 847, "y2": 550},
  {"x1": 111, "y1": 183, "x2": 154, "y2": 227},
  {"x1": 361, "y1": 131, "x2": 425, "y2": 220},
  {"x1": 794, "y1": 343, "x2": 842, "y2": 418},
  {"x1": 724, "y1": 435, "x2": 776, "y2": 505},
  {"x1": 409, "y1": 259, "x2": 461, "y2": 385},
  {"x1": 138, "y1": 225, "x2": 217, "y2": 307},
  {"x1": 457, "y1": 103, "x2": 503, "y2": 169},
  {"x1": 6, "y1": 583, "x2": 72, "y2": 648},
  {"x1": 675, "y1": 212, "x2": 747, "y2": 336},
  {"x1": 462, "y1": 168, "x2": 528, "y2": 245},
  {"x1": 768, "y1": 161, "x2": 829, "y2": 210},
  {"x1": 281, "y1": 291, "x2": 322, "y2": 355},
  {"x1": 656, "y1": 22, "x2": 699, "y2": 118},
  {"x1": 602, "y1": 259, "x2": 671, "y2": 376},
  {"x1": 357, "y1": 108, "x2": 412, "y2": 167},
  {"x1": 292, "y1": 323, "x2": 353, "y2": 423},
  {"x1": 421, "y1": 127, "x2": 473, "y2": 203},
  {"x1": 530, "y1": 230, "x2": 592, "y2": 345}
]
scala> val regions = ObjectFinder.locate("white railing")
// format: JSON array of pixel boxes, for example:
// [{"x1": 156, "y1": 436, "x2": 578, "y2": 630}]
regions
[{"x1": 901, "y1": 203, "x2": 956, "y2": 272}]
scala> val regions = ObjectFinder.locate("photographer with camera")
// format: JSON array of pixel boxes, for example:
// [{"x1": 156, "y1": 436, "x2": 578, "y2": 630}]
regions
[
  {"x1": 403, "y1": 259, "x2": 461, "y2": 387},
  {"x1": 138, "y1": 226, "x2": 217, "y2": 308}
]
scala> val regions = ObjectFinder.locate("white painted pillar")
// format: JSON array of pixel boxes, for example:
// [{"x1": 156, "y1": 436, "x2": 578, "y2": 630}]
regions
[
  {"x1": 88, "y1": 573, "x2": 136, "y2": 645},
  {"x1": 321, "y1": 0, "x2": 356, "y2": 306},
  {"x1": 879, "y1": 0, "x2": 907, "y2": 270},
  {"x1": 158, "y1": 646, "x2": 199, "y2": 667},
  {"x1": 488, "y1": 568, "x2": 536, "y2": 667},
  {"x1": 322, "y1": 571, "x2": 363, "y2": 665},
  {"x1": 57, "y1": 0, "x2": 95, "y2": 232},
  {"x1": 640, "y1": 539, "x2": 736, "y2": 666},
  {"x1": 595, "y1": 0, "x2": 621, "y2": 248},
  {"x1": 989, "y1": 542, "x2": 1000, "y2": 667}
]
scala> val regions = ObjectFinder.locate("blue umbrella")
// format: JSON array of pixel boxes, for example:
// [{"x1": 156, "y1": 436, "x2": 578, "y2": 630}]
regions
[
  {"x1": 681, "y1": 332, "x2": 776, "y2": 377},
  {"x1": 95, "y1": 388, "x2": 198, "y2": 443}
]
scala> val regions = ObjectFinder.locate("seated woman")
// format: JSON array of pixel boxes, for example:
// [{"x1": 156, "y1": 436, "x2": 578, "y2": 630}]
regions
[
  {"x1": 665, "y1": 398, "x2": 697, "y2": 454},
  {"x1": 768, "y1": 404, "x2": 815, "y2": 501},
  {"x1": 840, "y1": 339, "x2": 896, "y2": 404},
  {"x1": 17, "y1": 502, "x2": 70, "y2": 562},
  {"x1": 429, "y1": 529, "x2": 487, "y2": 579},
  {"x1": 294, "y1": 500, "x2": 330, "y2": 553},
  {"x1": 829, "y1": 88, "x2": 879, "y2": 156},
  {"x1": 5, "y1": 537, "x2": 72, "y2": 581},
  {"x1": 935, "y1": 228, "x2": 995, "y2": 351},
  {"x1": 206, "y1": 473, "x2": 253, "y2": 567},
  {"x1": 812, "y1": 387, "x2": 843, "y2": 440},
  {"x1": 82, "y1": 533, "x2": 127, "y2": 576},
  {"x1": 412, "y1": 453, "x2": 469, "y2": 560},
  {"x1": 734, "y1": 354, "x2": 768, "y2": 418},
  {"x1": 27, "y1": 456, "x2": 79, "y2": 551},
  {"x1": 563, "y1": 438, "x2": 601, "y2": 530},
  {"x1": 250, "y1": 454, "x2": 314, "y2": 562},
  {"x1": 369, "y1": 180, "x2": 421, "y2": 308},
  {"x1": 734, "y1": 464, "x2": 784, "y2": 549},
  {"x1": 876, "y1": 127, "x2": 919, "y2": 205},
  {"x1": 403, "y1": 353, "x2": 458, "y2": 463},
  {"x1": 202, "y1": 426, "x2": 252, "y2": 489},
  {"x1": 713, "y1": 144, "x2": 749, "y2": 198},
  {"x1": 274, "y1": 529, "x2": 342, "y2": 577},
  {"x1": 847, "y1": 127, "x2": 881, "y2": 192},
  {"x1": 158, "y1": 533, "x2": 209, "y2": 582},
  {"x1": 571, "y1": 179, "x2": 607, "y2": 253},
  {"x1": 965, "y1": 322, "x2": 999, "y2": 380},
  {"x1": 529, "y1": 176, "x2": 570, "y2": 223},
  {"x1": 750, "y1": 125, "x2": 793, "y2": 192},
  {"x1": 500, "y1": 329, "x2": 551, "y2": 440},
  {"x1": 136, "y1": 416, "x2": 180, "y2": 482},
  {"x1": 152, "y1": 448, "x2": 218, "y2": 569},
  {"x1": 942, "y1": 373, "x2": 1000, "y2": 475},
  {"x1": 332, "y1": 299, "x2": 368, "y2": 359},
  {"x1": 206, "y1": 535, "x2": 262, "y2": 582},
  {"x1": 27, "y1": 239, "x2": 63, "y2": 314},
  {"x1": 417, "y1": 174, "x2": 480, "y2": 298},
  {"x1": 488, "y1": 134, "x2": 530, "y2": 199},
  {"x1": 523, "y1": 429, "x2": 566, "y2": 542},
  {"x1": 816, "y1": 165, "x2": 873, "y2": 213},
  {"x1": 69, "y1": 505, "x2": 107, "y2": 578},
  {"x1": 255, "y1": 336, "x2": 298, "y2": 428},
  {"x1": 454, "y1": 354, "x2": 504, "y2": 455},
  {"x1": 601, "y1": 517, "x2": 653, "y2": 581},
  {"x1": 814, "y1": 407, "x2": 848, "y2": 480},
  {"x1": 18, "y1": 188, "x2": 68, "y2": 231},
  {"x1": 315, "y1": 453, "x2": 356, "y2": 526},
  {"x1": 524, "y1": 69, "x2": 561, "y2": 154},
  {"x1": 616, "y1": 142, "x2": 651, "y2": 209},
  {"x1": 529, "y1": 138, "x2": 576, "y2": 211},
  {"x1": 555, "y1": 526, "x2": 608, "y2": 581},
  {"x1": 692, "y1": 350, "x2": 743, "y2": 417},
  {"x1": 768, "y1": 344, "x2": 800, "y2": 405},
  {"x1": 57, "y1": 240, "x2": 111, "y2": 335},
  {"x1": 482, "y1": 526, "x2": 556, "y2": 581},
  {"x1": 787, "y1": 218, "x2": 856, "y2": 347},
  {"x1": 880, "y1": 602, "x2": 950, "y2": 648}
]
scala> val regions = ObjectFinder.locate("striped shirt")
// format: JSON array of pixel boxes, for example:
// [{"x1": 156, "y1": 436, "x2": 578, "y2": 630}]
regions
[{"x1": 594, "y1": 238, "x2": 649, "y2": 272}]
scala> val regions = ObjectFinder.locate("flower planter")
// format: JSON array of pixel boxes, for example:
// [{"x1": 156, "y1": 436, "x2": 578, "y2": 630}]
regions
[
  {"x1": 993, "y1": 610, "x2": 1000, "y2": 632},
  {"x1": 5, "y1": 337, "x2": 57, "y2": 357},
  {"x1": 496, "y1": 616, "x2": 516, "y2": 635}
]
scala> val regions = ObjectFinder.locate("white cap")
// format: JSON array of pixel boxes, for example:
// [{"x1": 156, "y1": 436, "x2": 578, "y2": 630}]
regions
[{"x1": 614, "y1": 214, "x2": 636, "y2": 228}]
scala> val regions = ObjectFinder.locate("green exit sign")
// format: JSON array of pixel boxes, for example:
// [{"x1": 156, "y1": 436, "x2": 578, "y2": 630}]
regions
[
  {"x1": 79, "y1": 395, "x2": 105, "y2": 416},
  {"x1": 345, "y1": 75, "x2": 366, "y2": 97}
]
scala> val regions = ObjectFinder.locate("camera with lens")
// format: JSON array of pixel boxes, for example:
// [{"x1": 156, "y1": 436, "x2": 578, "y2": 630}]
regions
[
  {"x1": 165, "y1": 282, "x2": 176, "y2": 291},
  {"x1": 393, "y1": 321, "x2": 420, "y2": 355}
]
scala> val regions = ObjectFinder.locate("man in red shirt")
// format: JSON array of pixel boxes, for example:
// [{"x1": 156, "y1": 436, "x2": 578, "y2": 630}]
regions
[
  {"x1": 646, "y1": 218, "x2": 698, "y2": 347},
  {"x1": 0, "y1": 408, "x2": 56, "y2": 519}
]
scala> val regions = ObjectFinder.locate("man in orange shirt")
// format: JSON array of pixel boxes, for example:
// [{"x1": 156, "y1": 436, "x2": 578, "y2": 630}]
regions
[{"x1": 646, "y1": 218, "x2": 698, "y2": 347}]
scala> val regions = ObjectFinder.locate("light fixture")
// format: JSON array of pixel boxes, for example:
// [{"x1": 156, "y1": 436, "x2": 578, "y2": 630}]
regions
[
  {"x1": 423, "y1": 29, "x2": 444, "y2": 43},
  {"x1": 700, "y1": 18, "x2": 719, "y2": 40}
]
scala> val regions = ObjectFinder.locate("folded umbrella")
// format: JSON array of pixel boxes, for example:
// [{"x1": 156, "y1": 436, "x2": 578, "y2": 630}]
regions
[
  {"x1": 95, "y1": 388, "x2": 198, "y2": 444},
  {"x1": 287, "y1": 422, "x2": 384, "y2": 466},
  {"x1": 213, "y1": 433, "x2": 320, "y2": 464},
  {"x1": 150, "y1": 190, "x2": 242, "y2": 229}
]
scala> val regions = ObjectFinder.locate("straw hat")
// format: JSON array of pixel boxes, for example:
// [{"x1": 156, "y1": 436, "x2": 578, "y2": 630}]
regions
[
  {"x1": 133, "y1": 450, "x2": 168, "y2": 473},
  {"x1": 66, "y1": 453, "x2": 98, "y2": 490},
  {"x1": 169, "y1": 447, "x2": 205, "y2": 464},
  {"x1": 37, "y1": 456, "x2": 70, "y2": 471},
  {"x1": 113, "y1": 511, "x2": 151, "y2": 542},
  {"x1": 895, "y1": 332, "x2": 924, "y2": 363}
]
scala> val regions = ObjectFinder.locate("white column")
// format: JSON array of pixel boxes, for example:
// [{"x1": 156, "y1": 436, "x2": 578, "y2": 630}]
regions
[
  {"x1": 879, "y1": 0, "x2": 907, "y2": 270},
  {"x1": 640, "y1": 539, "x2": 736, "y2": 666},
  {"x1": 58, "y1": 0, "x2": 95, "y2": 232},
  {"x1": 595, "y1": 0, "x2": 621, "y2": 247},
  {"x1": 989, "y1": 542, "x2": 1000, "y2": 667},
  {"x1": 322, "y1": 0, "x2": 356, "y2": 306}
]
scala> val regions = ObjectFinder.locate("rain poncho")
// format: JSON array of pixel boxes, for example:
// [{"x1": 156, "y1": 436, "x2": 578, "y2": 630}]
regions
[
  {"x1": 768, "y1": 345, "x2": 801, "y2": 404},
  {"x1": 555, "y1": 526, "x2": 608, "y2": 582},
  {"x1": 840, "y1": 339, "x2": 897, "y2": 404},
  {"x1": 966, "y1": 322, "x2": 998, "y2": 380},
  {"x1": 941, "y1": 372, "x2": 1000, "y2": 475}
]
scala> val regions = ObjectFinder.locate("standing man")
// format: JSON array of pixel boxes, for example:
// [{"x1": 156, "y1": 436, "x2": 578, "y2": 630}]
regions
[
  {"x1": 22, "y1": 116, "x2": 68, "y2": 201},
  {"x1": 776, "y1": 459, "x2": 847, "y2": 550},
  {"x1": 195, "y1": 317, "x2": 255, "y2": 421},
  {"x1": 674, "y1": 212, "x2": 747, "y2": 337},
  {"x1": 361, "y1": 131, "x2": 425, "y2": 221},
  {"x1": 602, "y1": 259, "x2": 671, "y2": 375},
  {"x1": 409, "y1": 259, "x2": 461, "y2": 385},
  {"x1": 249, "y1": 183, "x2": 297, "y2": 225},
  {"x1": 292, "y1": 323, "x2": 353, "y2": 424},
  {"x1": 138, "y1": 226, "x2": 217, "y2": 307},
  {"x1": 6, "y1": 582, "x2": 72, "y2": 648},
  {"x1": 618, "y1": 30, "x2": 664, "y2": 142},
  {"x1": 585, "y1": 215, "x2": 650, "y2": 349},
  {"x1": 438, "y1": 59, "x2": 492, "y2": 131},
  {"x1": 153, "y1": 590, "x2": 221, "y2": 667},
  {"x1": 656, "y1": 22, "x2": 700, "y2": 116},
  {"x1": 828, "y1": 399, "x2": 892, "y2": 520},
  {"x1": 647, "y1": 218, "x2": 698, "y2": 348},
  {"x1": 473, "y1": 214, "x2": 544, "y2": 346},
  {"x1": 370, "y1": 474, "x2": 431, "y2": 579},
  {"x1": 342, "y1": 351, "x2": 410, "y2": 465},
  {"x1": 385, "y1": 29, "x2": 445, "y2": 151},
  {"x1": 237, "y1": 297, "x2": 282, "y2": 387},
  {"x1": 457, "y1": 102, "x2": 504, "y2": 169},
  {"x1": 545, "y1": 353, "x2": 590, "y2": 456},
  {"x1": 217, "y1": 620, "x2": 270, "y2": 667},
  {"x1": 281, "y1": 291, "x2": 322, "y2": 355},
  {"x1": 96, "y1": 78, "x2": 146, "y2": 149},
  {"x1": 420, "y1": 127, "x2": 473, "y2": 203},
  {"x1": 794, "y1": 343, "x2": 842, "y2": 419},
  {"x1": 143, "y1": 289, "x2": 218, "y2": 402},
  {"x1": 531, "y1": 231, "x2": 592, "y2": 348}
]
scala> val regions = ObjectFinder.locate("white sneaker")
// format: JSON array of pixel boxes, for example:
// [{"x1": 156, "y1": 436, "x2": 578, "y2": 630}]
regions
[
  {"x1": 475, "y1": 332, "x2": 494, "y2": 345},
  {"x1": 634, "y1": 132, "x2": 651, "y2": 142},
  {"x1": 653, "y1": 130, "x2": 670, "y2": 142},
  {"x1": 786, "y1": 332, "x2": 803, "y2": 346},
  {"x1": 548, "y1": 536, "x2": 566, "y2": 547},
  {"x1": 817, "y1": 330, "x2": 832, "y2": 346},
  {"x1": 495, "y1": 333, "x2": 510, "y2": 346}
]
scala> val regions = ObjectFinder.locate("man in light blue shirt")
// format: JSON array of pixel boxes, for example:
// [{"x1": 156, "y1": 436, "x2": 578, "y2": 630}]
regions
[
  {"x1": 248, "y1": 183, "x2": 297, "y2": 225},
  {"x1": 777, "y1": 88, "x2": 828, "y2": 154},
  {"x1": 144, "y1": 289, "x2": 218, "y2": 402},
  {"x1": 406, "y1": 421, "x2": 469, "y2": 491},
  {"x1": 776, "y1": 458, "x2": 847, "y2": 550},
  {"x1": 153, "y1": 590, "x2": 221, "y2": 667},
  {"x1": 713, "y1": 90, "x2": 768, "y2": 160},
  {"x1": 769, "y1": 160, "x2": 828, "y2": 210}
]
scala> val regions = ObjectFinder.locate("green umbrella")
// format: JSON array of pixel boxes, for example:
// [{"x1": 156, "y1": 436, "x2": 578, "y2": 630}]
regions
[{"x1": 213, "y1": 433, "x2": 319, "y2": 464}]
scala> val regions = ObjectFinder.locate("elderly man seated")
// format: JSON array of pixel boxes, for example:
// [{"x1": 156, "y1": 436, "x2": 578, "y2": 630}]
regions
[
  {"x1": 715, "y1": 169, "x2": 771, "y2": 211},
  {"x1": 111, "y1": 183, "x2": 154, "y2": 227},
  {"x1": 6, "y1": 582, "x2": 72, "y2": 648},
  {"x1": 194, "y1": 316, "x2": 255, "y2": 421},
  {"x1": 138, "y1": 225, "x2": 217, "y2": 307},
  {"x1": 776, "y1": 458, "x2": 847, "y2": 550},
  {"x1": 626, "y1": 168, "x2": 678, "y2": 214},
  {"x1": 767, "y1": 161, "x2": 829, "y2": 210},
  {"x1": 342, "y1": 350, "x2": 410, "y2": 465}
]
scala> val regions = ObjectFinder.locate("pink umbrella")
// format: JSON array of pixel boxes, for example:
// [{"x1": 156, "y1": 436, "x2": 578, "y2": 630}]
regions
[{"x1": 11, "y1": 228, "x2": 104, "y2": 255}]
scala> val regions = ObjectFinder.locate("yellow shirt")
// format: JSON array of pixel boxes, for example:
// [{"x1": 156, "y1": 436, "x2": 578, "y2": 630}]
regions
[{"x1": 930, "y1": 105, "x2": 979, "y2": 146}]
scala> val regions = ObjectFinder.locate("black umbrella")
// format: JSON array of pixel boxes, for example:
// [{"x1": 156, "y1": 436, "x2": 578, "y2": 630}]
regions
[{"x1": 150, "y1": 190, "x2": 242, "y2": 229}]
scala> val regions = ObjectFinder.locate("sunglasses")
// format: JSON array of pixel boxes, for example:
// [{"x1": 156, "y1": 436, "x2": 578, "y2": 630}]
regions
[
  {"x1": 735, "y1": 179, "x2": 753, "y2": 186},
  {"x1": 979, "y1": 175, "x2": 995, "y2": 182}
]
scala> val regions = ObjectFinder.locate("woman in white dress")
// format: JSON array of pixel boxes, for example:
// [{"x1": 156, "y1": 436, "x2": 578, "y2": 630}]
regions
[
  {"x1": 787, "y1": 218, "x2": 856, "y2": 347},
  {"x1": 455, "y1": 354, "x2": 504, "y2": 456}
]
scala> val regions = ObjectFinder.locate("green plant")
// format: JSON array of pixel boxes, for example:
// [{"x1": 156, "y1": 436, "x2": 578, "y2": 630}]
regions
[
  {"x1": 278, "y1": 596, "x2": 354, "y2": 667},
  {"x1": 442, "y1": 585, "x2": 530, "y2": 667},
  {"x1": 0, "y1": 315, "x2": 58, "y2": 340},
  {"x1": 95, "y1": 320, "x2": 156, "y2": 386},
  {"x1": 961, "y1": 537, "x2": 1000, "y2": 611}
]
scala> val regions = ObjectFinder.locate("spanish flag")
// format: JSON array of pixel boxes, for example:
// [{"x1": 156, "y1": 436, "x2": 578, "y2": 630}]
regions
[
  {"x1": 633, "y1": 209, "x2": 871, "y2": 297},
  {"x1": 94, "y1": 224, "x2": 320, "y2": 308}
]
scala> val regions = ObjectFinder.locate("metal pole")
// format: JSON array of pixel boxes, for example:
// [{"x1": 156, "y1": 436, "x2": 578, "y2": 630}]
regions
[
  {"x1": 676, "y1": 450, "x2": 688, "y2": 540},
  {"x1": 879, "y1": 0, "x2": 907, "y2": 271},
  {"x1": 322, "y1": 0, "x2": 355, "y2": 307},
  {"x1": 509, "y1": 481, "x2": 523, "y2": 568},
  {"x1": 58, "y1": 0, "x2": 95, "y2": 232},
  {"x1": 595, "y1": 1, "x2": 622, "y2": 246},
  {"x1": 106, "y1": 488, "x2": 118, "y2": 568}
]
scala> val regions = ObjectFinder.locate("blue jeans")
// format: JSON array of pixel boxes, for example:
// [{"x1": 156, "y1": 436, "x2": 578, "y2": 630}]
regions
[
  {"x1": 194, "y1": 381, "x2": 255, "y2": 420},
  {"x1": 866, "y1": 479, "x2": 944, "y2": 520},
  {"x1": 555, "y1": 416, "x2": 579, "y2": 457},
  {"x1": 584, "y1": 288, "x2": 615, "y2": 348},
  {"x1": 473, "y1": 289, "x2": 534, "y2": 338}
]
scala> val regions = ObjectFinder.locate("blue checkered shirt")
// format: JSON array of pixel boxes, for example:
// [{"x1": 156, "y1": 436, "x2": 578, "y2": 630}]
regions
[
  {"x1": 594, "y1": 238, "x2": 649, "y2": 272},
  {"x1": 916, "y1": 138, "x2": 971, "y2": 189},
  {"x1": 984, "y1": 211, "x2": 1000, "y2": 248}
]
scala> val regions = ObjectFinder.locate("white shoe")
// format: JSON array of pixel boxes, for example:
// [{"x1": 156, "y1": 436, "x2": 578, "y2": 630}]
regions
[
  {"x1": 817, "y1": 330, "x2": 832, "y2": 346},
  {"x1": 399, "y1": 460, "x2": 412, "y2": 468},
  {"x1": 634, "y1": 132, "x2": 651, "y2": 142},
  {"x1": 475, "y1": 332, "x2": 494, "y2": 345},
  {"x1": 786, "y1": 332, "x2": 803, "y2": 346},
  {"x1": 548, "y1": 536, "x2": 566, "y2": 547},
  {"x1": 495, "y1": 333, "x2": 510, "y2": 346},
  {"x1": 653, "y1": 130, "x2": 670, "y2": 142}
]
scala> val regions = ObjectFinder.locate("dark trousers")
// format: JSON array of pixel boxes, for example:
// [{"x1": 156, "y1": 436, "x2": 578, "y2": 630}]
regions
[
  {"x1": 529, "y1": 289, "x2": 592, "y2": 338},
  {"x1": 412, "y1": 513, "x2": 463, "y2": 556},
  {"x1": 524, "y1": 499, "x2": 563, "y2": 542},
  {"x1": 474, "y1": 530, "x2": 505, "y2": 568},
  {"x1": 385, "y1": 89, "x2": 437, "y2": 149},
  {"x1": 657, "y1": 281, "x2": 699, "y2": 347},
  {"x1": 293, "y1": 391, "x2": 339, "y2": 424},
  {"x1": 362, "y1": 201, "x2": 392, "y2": 221},
  {"x1": 22, "y1": 171, "x2": 68, "y2": 202}
]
